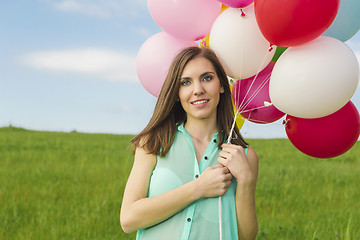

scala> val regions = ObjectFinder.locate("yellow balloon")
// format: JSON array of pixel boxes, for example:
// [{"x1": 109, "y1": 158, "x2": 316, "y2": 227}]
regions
[{"x1": 229, "y1": 85, "x2": 245, "y2": 129}]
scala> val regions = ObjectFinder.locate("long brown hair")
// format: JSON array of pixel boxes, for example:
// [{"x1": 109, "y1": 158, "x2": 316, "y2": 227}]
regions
[{"x1": 132, "y1": 47, "x2": 247, "y2": 157}]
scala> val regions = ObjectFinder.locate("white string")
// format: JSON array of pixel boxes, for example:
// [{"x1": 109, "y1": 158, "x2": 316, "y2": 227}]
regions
[
  {"x1": 229, "y1": 47, "x2": 274, "y2": 140},
  {"x1": 237, "y1": 49, "x2": 272, "y2": 113},
  {"x1": 238, "y1": 73, "x2": 271, "y2": 113},
  {"x1": 218, "y1": 196, "x2": 222, "y2": 240},
  {"x1": 220, "y1": 12, "x2": 275, "y2": 240},
  {"x1": 239, "y1": 104, "x2": 272, "y2": 114},
  {"x1": 238, "y1": 73, "x2": 270, "y2": 112},
  {"x1": 219, "y1": 9, "x2": 247, "y2": 240}
]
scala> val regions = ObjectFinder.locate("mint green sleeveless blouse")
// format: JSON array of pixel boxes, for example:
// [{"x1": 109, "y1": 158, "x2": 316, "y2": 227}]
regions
[{"x1": 136, "y1": 123, "x2": 247, "y2": 240}]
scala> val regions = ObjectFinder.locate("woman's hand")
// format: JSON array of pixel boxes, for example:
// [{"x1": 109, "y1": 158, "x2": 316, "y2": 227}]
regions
[
  {"x1": 218, "y1": 144, "x2": 255, "y2": 185},
  {"x1": 195, "y1": 164, "x2": 233, "y2": 198}
]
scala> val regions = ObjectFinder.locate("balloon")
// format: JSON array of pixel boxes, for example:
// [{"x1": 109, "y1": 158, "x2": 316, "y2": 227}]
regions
[
  {"x1": 136, "y1": 32, "x2": 197, "y2": 97},
  {"x1": 269, "y1": 36, "x2": 359, "y2": 118},
  {"x1": 271, "y1": 46, "x2": 287, "y2": 62},
  {"x1": 219, "y1": 0, "x2": 253, "y2": 8},
  {"x1": 323, "y1": 0, "x2": 360, "y2": 42},
  {"x1": 285, "y1": 101, "x2": 360, "y2": 158},
  {"x1": 229, "y1": 85, "x2": 245, "y2": 129},
  {"x1": 210, "y1": 5, "x2": 275, "y2": 79},
  {"x1": 232, "y1": 62, "x2": 285, "y2": 124},
  {"x1": 199, "y1": 4, "x2": 229, "y2": 48},
  {"x1": 147, "y1": 0, "x2": 221, "y2": 41},
  {"x1": 254, "y1": 0, "x2": 340, "y2": 46},
  {"x1": 235, "y1": 115, "x2": 245, "y2": 130}
]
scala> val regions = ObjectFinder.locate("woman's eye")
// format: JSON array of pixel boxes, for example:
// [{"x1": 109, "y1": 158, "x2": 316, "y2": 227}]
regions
[
  {"x1": 181, "y1": 80, "x2": 190, "y2": 86},
  {"x1": 203, "y1": 76, "x2": 212, "y2": 81}
]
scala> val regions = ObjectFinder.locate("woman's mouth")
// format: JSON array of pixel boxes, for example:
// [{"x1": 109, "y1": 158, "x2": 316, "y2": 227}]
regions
[{"x1": 191, "y1": 99, "x2": 209, "y2": 105}]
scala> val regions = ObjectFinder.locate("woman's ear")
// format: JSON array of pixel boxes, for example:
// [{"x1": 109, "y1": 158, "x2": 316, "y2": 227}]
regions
[{"x1": 220, "y1": 85, "x2": 225, "y2": 94}]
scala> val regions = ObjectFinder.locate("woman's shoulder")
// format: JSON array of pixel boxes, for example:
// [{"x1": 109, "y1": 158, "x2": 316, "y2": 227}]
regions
[
  {"x1": 246, "y1": 146, "x2": 258, "y2": 161},
  {"x1": 133, "y1": 135, "x2": 157, "y2": 162},
  {"x1": 134, "y1": 145, "x2": 157, "y2": 169}
]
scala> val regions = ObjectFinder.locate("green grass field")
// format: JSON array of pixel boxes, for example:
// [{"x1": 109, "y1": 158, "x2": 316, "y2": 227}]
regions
[{"x1": 0, "y1": 126, "x2": 359, "y2": 240}]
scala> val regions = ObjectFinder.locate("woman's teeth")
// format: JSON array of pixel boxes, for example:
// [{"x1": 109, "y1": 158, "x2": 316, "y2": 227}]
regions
[{"x1": 192, "y1": 100, "x2": 208, "y2": 105}]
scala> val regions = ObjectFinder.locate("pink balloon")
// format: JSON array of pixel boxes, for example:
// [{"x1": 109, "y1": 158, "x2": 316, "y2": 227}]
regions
[
  {"x1": 285, "y1": 101, "x2": 360, "y2": 158},
  {"x1": 219, "y1": 0, "x2": 254, "y2": 8},
  {"x1": 232, "y1": 62, "x2": 285, "y2": 124},
  {"x1": 147, "y1": 0, "x2": 221, "y2": 41},
  {"x1": 136, "y1": 32, "x2": 197, "y2": 97}
]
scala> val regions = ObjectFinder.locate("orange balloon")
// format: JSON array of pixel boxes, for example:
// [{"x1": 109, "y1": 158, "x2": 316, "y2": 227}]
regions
[{"x1": 221, "y1": 4, "x2": 229, "y2": 12}]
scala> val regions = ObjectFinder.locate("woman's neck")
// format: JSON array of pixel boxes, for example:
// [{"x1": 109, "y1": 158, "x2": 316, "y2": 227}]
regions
[{"x1": 184, "y1": 117, "x2": 218, "y2": 143}]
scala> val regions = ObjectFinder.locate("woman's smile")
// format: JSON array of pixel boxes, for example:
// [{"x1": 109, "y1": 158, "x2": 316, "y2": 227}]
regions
[{"x1": 191, "y1": 99, "x2": 209, "y2": 106}]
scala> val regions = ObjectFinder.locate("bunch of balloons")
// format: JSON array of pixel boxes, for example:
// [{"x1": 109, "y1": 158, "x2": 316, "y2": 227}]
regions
[{"x1": 136, "y1": 0, "x2": 360, "y2": 158}]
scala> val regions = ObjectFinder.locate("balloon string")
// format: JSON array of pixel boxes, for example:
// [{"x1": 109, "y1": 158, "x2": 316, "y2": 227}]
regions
[
  {"x1": 233, "y1": 15, "x2": 246, "y2": 119},
  {"x1": 238, "y1": 73, "x2": 271, "y2": 113},
  {"x1": 231, "y1": 48, "x2": 273, "y2": 139},
  {"x1": 240, "y1": 75, "x2": 270, "y2": 113},
  {"x1": 239, "y1": 104, "x2": 272, "y2": 114},
  {"x1": 227, "y1": 110, "x2": 240, "y2": 144},
  {"x1": 236, "y1": 48, "x2": 272, "y2": 114},
  {"x1": 221, "y1": 11, "x2": 247, "y2": 240},
  {"x1": 218, "y1": 196, "x2": 222, "y2": 240},
  {"x1": 242, "y1": 116, "x2": 285, "y2": 125}
]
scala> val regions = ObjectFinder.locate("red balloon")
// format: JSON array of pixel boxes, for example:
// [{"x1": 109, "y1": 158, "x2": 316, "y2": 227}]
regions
[
  {"x1": 254, "y1": 0, "x2": 340, "y2": 46},
  {"x1": 285, "y1": 101, "x2": 360, "y2": 158},
  {"x1": 232, "y1": 62, "x2": 285, "y2": 124}
]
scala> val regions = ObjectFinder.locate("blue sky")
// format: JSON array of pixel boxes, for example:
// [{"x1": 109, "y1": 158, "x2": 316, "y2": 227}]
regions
[{"x1": 0, "y1": 0, "x2": 359, "y2": 138}]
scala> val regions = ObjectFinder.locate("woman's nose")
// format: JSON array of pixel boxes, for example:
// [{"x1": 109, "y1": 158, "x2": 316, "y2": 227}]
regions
[{"x1": 193, "y1": 81, "x2": 205, "y2": 95}]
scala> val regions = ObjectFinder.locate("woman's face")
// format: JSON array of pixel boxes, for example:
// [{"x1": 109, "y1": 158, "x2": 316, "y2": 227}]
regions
[{"x1": 178, "y1": 56, "x2": 224, "y2": 122}]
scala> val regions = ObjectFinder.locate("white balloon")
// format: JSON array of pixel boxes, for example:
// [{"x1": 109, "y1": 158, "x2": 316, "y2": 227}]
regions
[
  {"x1": 209, "y1": 5, "x2": 275, "y2": 79},
  {"x1": 269, "y1": 36, "x2": 359, "y2": 118}
]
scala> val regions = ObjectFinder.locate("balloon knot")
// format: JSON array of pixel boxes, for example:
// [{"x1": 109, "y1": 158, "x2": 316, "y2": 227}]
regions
[
  {"x1": 264, "y1": 101, "x2": 273, "y2": 107},
  {"x1": 268, "y1": 44, "x2": 274, "y2": 52},
  {"x1": 240, "y1": 9, "x2": 245, "y2": 17},
  {"x1": 282, "y1": 119, "x2": 289, "y2": 127},
  {"x1": 229, "y1": 78, "x2": 235, "y2": 85}
]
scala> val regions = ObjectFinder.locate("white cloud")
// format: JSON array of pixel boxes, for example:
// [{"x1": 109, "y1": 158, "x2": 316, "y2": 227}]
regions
[{"x1": 22, "y1": 48, "x2": 137, "y2": 83}]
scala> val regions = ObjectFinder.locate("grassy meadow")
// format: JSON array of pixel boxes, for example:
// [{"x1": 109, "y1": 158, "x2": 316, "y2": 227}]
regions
[{"x1": 0, "y1": 126, "x2": 359, "y2": 240}]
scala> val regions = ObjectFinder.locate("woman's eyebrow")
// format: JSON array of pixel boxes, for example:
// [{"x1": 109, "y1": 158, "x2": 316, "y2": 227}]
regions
[
  {"x1": 180, "y1": 76, "x2": 191, "y2": 81},
  {"x1": 200, "y1": 71, "x2": 215, "y2": 78},
  {"x1": 180, "y1": 71, "x2": 215, "y2": 80}
]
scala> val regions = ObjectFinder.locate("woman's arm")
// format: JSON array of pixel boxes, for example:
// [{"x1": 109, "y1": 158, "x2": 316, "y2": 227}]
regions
[
  {"x1": 218, "y1": 145, "x2": 259, "y2": 240},
  {"x1": 120, "y1": 146, "x2": 232, "y2": 233}
]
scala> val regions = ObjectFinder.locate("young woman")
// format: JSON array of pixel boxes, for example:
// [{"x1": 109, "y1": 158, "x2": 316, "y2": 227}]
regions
[{"x1": 120, "y1": 47, "x2": 258, "y2": 240}]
